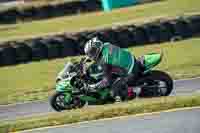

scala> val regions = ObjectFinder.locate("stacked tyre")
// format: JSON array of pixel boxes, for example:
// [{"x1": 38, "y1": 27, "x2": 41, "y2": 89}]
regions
[
  {"x1": 12, "y1": 41, "x2": 32, "y2": 63},
  {"x1": 129, "y1": 26, "x2": 149, "y2": 46},
  {"x1": 0, "y1": 45, "x2": 16, "y2": 66},
  {"x1": 187, "y1": 15, "x2": 200, "y2": 35},
  {"x1": 60, "y1": 35, "x2": 79, "y2": 57},
  {"x1": 169, "y1": 19, "x2": 192, "y2": 40},
  {"x1": 0, "y1": 0, "x2": 101, "y2": 24},
  {"x1": 26, "y1": 38, "x2": 48, "y2": 61},
  {"x1": 115, "y1": 26, "x2": 135, "y2": 48}
]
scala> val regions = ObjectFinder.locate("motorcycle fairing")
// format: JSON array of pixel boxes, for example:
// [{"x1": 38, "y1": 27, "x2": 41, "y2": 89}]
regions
[
  {"x1": 143, "y1": 53, "x2": 163, "y2": 73},
  {"x1": 56, "y1": 79, "x2": 73, "y2": 92}
]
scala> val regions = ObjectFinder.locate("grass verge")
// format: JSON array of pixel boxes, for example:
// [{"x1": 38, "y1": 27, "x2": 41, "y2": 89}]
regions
[
  {"x1": 0, "y1": 37, "x2": 200, "y2": 105},
  {"x1": 0, "y1": 94, "x2": 200, "y2": 132},
  {"x1": 0, "y1": 0, "x2": 199, "y2": 41}
]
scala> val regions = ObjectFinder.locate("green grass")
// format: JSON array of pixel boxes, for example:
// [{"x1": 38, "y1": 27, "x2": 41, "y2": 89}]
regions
[
  {"x1": 0, "y1": 0, "x2": 199, "y2": 42},
  {"x1": 1, "y1": 94, "x2": 200, "y2": 132},
  {"x1": 0, "y1": 37, "x2": 200, "y2": 105}
]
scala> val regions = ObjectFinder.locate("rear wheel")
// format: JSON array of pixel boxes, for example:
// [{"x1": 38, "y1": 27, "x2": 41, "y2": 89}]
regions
[{"x1": 138, "y1": 70, "x2": 173, "y2": 97}]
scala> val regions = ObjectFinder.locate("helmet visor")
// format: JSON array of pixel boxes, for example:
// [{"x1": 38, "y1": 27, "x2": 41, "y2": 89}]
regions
[{"x1": 88, "y1": 46, "x2": 99, "y2": 60}]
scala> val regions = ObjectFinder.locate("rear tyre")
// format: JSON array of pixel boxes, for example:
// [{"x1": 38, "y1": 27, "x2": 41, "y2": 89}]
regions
[{"x1": 139, "y1": 70, "x2": 173, "y2": 97}]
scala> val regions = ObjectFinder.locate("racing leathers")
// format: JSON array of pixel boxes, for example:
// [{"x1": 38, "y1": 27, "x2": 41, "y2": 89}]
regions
[{"x1": 89, "y1": 42, "x2": 140, "y2": 100}]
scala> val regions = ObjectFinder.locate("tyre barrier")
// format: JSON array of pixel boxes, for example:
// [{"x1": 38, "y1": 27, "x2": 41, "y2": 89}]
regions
[
  {"x1": 0, "y1": 15, "x2": 199, "y2": 67},
  {"x1": 61, "y1": 36, "x2": 79, "y2": 57},
  {"x1": 98, "y1": 29, "x2": 121, "y2": 46},
  {"x1": 187, "y1": 15, "x2": 200, "y2": 35},
  {"x1": 130, "y1": 26, "x2": 149, "y2": 45},
  {"x1": 12, "y1": 41, "x2": 32, "y2": 63},
  {"x1": 0, "y1": 8, "x2": 18, "y2": 24},
  {"x1": 40, "y1": 38, "x2": 62, "y2": 59},
  {"x1": 26, "y1": 38, "x2": 48, "y2": 61},
  {"x1": 70, "y1": 31, "x2": 93, "y2": 55},
  {"x1": 0, "y1": 45, "x2": 16, "y2": 66},
  {"x1": 0, "y1": 0, "x2": 101, "y2": 24},
  {"x1": 115, "y1": 27, "x2": 135, "y2": 48},
  {"x1": 143, "y1": 23, "x2": 161, "y2": 44},
  {"x1": 158, "y1": 22, "x2": 174, "y2": 42},
  {"x1": 169, "y1": 19, "x2": 192, "y2": 39}
]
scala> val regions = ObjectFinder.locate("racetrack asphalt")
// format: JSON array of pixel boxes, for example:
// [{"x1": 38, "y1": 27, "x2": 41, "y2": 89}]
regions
[
  {"x1": 0, "y1": 77, "x2": 200, "y2": 122},
  {"x1": 21, "y1": 107, "x2": 200, "y2": 133}
]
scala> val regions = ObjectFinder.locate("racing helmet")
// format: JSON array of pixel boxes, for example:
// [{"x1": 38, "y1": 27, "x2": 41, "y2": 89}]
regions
[{"x1": 84, "y1": 37, "x2": 103, "y2": 61}]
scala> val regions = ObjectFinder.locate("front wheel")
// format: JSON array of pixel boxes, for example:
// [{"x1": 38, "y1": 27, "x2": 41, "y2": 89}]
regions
[
  {"x1": 50, "y1": 92, "x2": 86, "y2": 112},
  {"x1": 138, "y1": 70, "x2": 173, "y2": 97},
  {"x1": 50, "y1": 92, "x2": 70, "y2": 112}
]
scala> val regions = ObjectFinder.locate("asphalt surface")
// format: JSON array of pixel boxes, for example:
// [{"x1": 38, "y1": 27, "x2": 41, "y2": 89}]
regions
[
  {"x1": 22, "y1": 108, "x2": 200, "y2": 133},
  {"x1": 0, "y1": 78, "x2": 200, "y2": 121}
]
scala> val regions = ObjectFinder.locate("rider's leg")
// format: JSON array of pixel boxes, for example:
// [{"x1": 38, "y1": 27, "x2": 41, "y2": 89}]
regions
[
  {"x1": 111, "y1": 77, "x2": 128, "y2": 102},
  {"x1": 126, "y1": 60, "x2": 144, "y2": 97}
]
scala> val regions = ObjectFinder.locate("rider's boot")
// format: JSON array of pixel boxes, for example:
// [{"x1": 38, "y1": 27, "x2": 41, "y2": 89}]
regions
[{"x1": 114, "y1": 96, "x2": 122, "y2": 103}]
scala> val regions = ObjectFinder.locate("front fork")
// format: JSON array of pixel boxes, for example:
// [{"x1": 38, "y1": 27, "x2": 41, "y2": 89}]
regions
[{"x1": 63, "y1": 92, "x2": 72, "y2": 104}]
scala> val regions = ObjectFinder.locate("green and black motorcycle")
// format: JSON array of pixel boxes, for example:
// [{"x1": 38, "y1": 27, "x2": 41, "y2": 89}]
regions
[{"x1": 50, "y1": 53, "x2": 173, "y2": 112}]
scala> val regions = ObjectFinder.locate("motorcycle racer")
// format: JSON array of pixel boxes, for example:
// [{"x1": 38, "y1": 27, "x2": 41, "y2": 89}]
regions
[{"x1": 84, "y1": 37, "x2": 143, "y2": 102}]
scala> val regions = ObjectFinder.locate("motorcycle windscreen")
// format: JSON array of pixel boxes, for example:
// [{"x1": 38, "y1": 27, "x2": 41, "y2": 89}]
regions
[
  {"x1": 56, "y1": 62, "x2": 74, "y2": 80},
  {"x1": 143, "y1": 53, "x2": 163, "y2": 71}
]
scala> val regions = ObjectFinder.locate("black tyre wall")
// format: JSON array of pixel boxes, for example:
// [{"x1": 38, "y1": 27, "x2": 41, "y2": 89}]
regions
[
  {"x1": 98, "y1": 29, "x2": 120, "y2": 46},
  {"x1": 187, "y1": 15, "x2": 200, "y2": 35},
  {"x1": 61, "y1": 36, "x2": 79, "y2": 57},
  {"x1": 116, "y1": 27, "x2": 135, "y2": 48},
  {"x1": 93, "y1": 30, "x2": 111, "y2": 42},
  {"x1": 131, "y1": 26, "x2": 149, "y2": 45},
  {"x1": 22, "y1": 7, "x2": 38, "y2": 20},
  {"x1": 143, "y1": 23, "x2": 162, "y2": 44},
  {"x1": 159, "y1": 22, "x2": 174, "y2": 42},
  {"x1": 0, "y1": 15, "x2": 199, "y2": 67},
  {"x1": 170, "y1": 19, "x2": 192, "y2": 38},
  {"x1": 125, "y1": 25, "x2": 137, "y2": 46},
  {"x1": 12, "y1": 42, "x2": 32, "y2": 63},
  {"x1": 160, "y1": 21, "x2": 175, "y2": 40},
  {"x1": 40, "y1": 38, "x2": 62, "y2": 59},
  {"x1": 84, "y1": 0, "x2": 102, "y2": 11},
  {"x1": 0, "y1": 8, "x2": 18, "y2": 24},
  {"x1": 0, "y1": 0, "x2": 101, "y2": 24},
  {"x1": 0, "y1": 48, "x2": 3, "y2": 66},
  {"x1": 27, "y1": 39, "x2": 48, "y2": 61},
  {"x1": 71, "y1": 32, "x2": 92, "y2": 54},
  {"x1": 0, "y1": 45, "x2": 16, "y2": 65}
]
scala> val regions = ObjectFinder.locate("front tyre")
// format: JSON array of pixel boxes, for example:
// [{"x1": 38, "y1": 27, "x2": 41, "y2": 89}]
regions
[
  {"x1": 50, "y1": 92, "x2": 71, "y2": 112},
  {"x1": 50, "y1": 92, "x2": 86, "y2": 112}
]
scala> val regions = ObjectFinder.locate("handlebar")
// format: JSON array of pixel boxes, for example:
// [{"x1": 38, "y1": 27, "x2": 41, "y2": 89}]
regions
[{"x1": 79, "y1": 57, "x2": 92, "y2": 75}]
